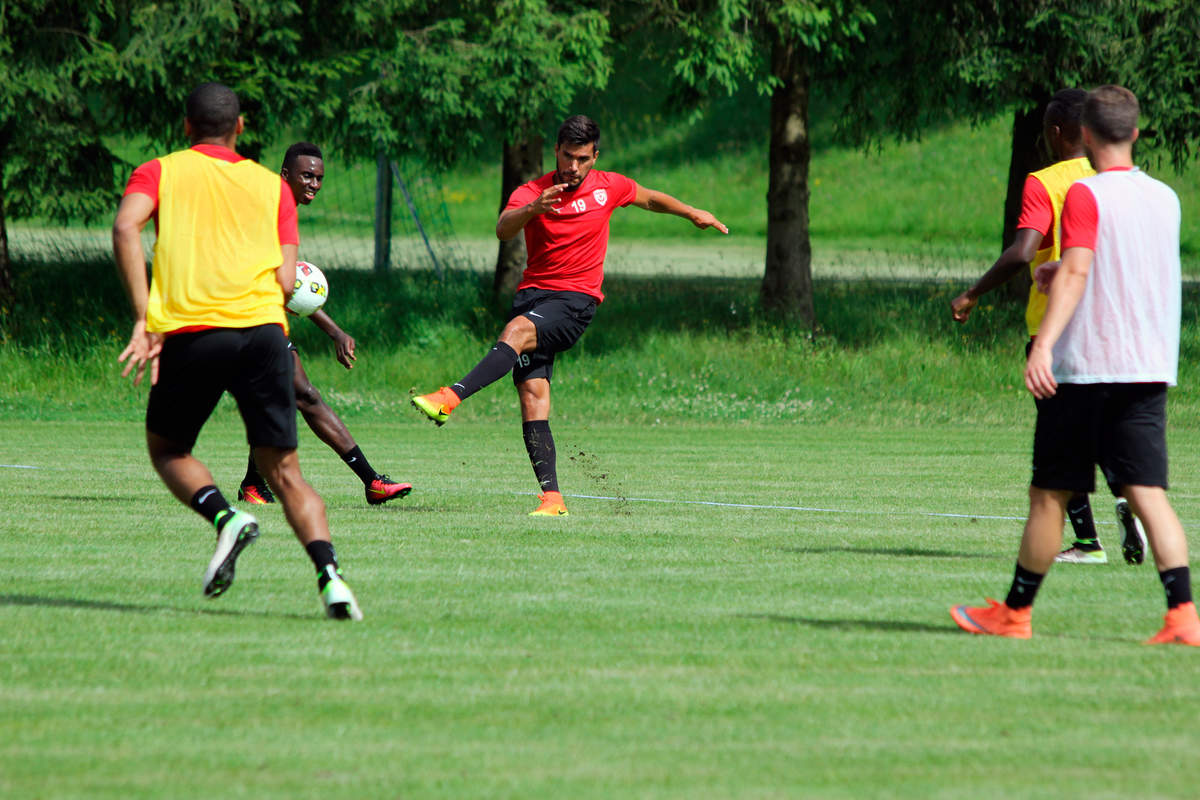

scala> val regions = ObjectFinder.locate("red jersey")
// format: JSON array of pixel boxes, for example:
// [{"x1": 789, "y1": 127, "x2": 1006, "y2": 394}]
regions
[{"x1": 507, "y1": 169, "x2": 638, "y2": 302}]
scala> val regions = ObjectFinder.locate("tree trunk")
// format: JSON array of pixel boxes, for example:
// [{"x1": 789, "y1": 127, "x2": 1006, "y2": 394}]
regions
[
  {"x1": 1001, "y1": 101, "x2": 1049, "y2": 302},
  {"x1": 494, "y1": 134, "x2": 544, "y2": 299},
  {"x1": 0, "y1": 169, "x2": 12, "y2": 324},
  {"x1": 761, "y1": 38, "x2": 814, "y2": 328}
]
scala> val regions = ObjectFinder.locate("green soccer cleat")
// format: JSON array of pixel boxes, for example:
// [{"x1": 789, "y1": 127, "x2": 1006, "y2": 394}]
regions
[
  {"x1": 319, "y1": 565, "x2": 363, "y2": 621},
  {"x1": 411, "y1": 387, "x2": 460, "y2": 426},
  {"x1": 203, "y1": 509, "x2": 259, "y2": 598}
]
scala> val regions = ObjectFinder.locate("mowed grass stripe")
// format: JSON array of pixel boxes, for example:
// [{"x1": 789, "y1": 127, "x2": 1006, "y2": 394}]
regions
[{"x1": 3, "y1": 418, "x2": 1200, "y2": 799}]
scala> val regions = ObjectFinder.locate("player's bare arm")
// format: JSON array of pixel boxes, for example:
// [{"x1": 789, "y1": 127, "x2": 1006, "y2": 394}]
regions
[
  {"x1": 113, "y1": 191, "x2": 162, "y2": 386},
  {"x1": 1024, "y1": 246, "x2": 1093, "y2": 399},
  {"x1": 275, "y1": 243, "x2": 299, "y2": 300},
  {"x1": 632, "y1": 186, "x2": 729, "y2": 234},
  {"x1": 496, "y1": 183, "x2": 569, "y2": 240},
  {"x1": 951, "y1": 228, "x2": 1042, "y2": 322},
  {"x1": 309, "y1": 308, "x2": 357, "y2": 369}
]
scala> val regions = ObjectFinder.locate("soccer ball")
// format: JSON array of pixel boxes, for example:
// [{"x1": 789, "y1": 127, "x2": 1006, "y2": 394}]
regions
[{"x1": 287, "y1": 261, "x2": 329, "y2": 317}]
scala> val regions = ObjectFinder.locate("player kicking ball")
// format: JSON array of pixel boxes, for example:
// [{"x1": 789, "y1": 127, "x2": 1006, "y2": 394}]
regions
[
  {"x1": 237, "y1": 142, "x2": 412, "y2": 508},
  {"x1": 412, "y1": 115, "x2": 727, "y2": 516},
  {"x1": 951, "y1": 85, "x2": 1199, "y2": 645}
]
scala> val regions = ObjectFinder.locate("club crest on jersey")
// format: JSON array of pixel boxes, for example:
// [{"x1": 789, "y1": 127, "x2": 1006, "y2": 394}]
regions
[{"x1": 592, "y1": 189, "x2": 608, "y2": 206}]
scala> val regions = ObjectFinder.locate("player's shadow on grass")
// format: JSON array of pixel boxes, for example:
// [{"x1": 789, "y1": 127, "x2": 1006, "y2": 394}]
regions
[
  {"x1": 780, "y1": 545, "x2": 993, "y2": 559},
  {"x1": 0, "y1": 593, "x2": 312, "y2": 621},
  {"x1": 740, "y1": 612, "x2": 954, "y2": 635}
]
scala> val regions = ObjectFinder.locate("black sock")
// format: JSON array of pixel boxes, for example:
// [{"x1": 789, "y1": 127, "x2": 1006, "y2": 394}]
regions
[
  {"x1": 1004, "y1": 563, "x2": 1045, "y2": 610},
  {"x1": 340, "y1": 445, "x2": 378, "y2": 485},
  {"x1": 241, "y1": 453, "x2": 264, "y2": 488},
  {"x1": 190, "y1": 485, "x2": 231, "y2": 527},
  {"x1": 522, "y1": 420, "x2": 559, "y2": 493},
  {"x1": 305, "y1": 540, "x2": 339, "y2": 588},
  {"x1": 451, "y1": 342, "x2": 518, "y2": 401},
  {"x1": 1066, "y1": 494, "x2": 1099, "y2": 547},
  {"x1": 1160, "y1": 566, "x2": 1193, "y2": 609}
]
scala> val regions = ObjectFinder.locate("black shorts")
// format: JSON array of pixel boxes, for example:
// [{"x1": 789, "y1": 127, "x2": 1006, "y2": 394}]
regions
[
  {"x1": 1031, "y1": 382, "x2": 1168, "y2": 493},
  {"x1": 146, "y1": 324, "x2": 298, "y2": 451},
  {"x1": 508, "y1": 288, "x2": 597, "y2": 383}
]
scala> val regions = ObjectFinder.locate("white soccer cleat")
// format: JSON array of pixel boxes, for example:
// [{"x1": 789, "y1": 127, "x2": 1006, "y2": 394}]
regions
[
  {"x1": 1054, "y1": 545, "x2": 1108, "y2": 564},
  {"x1": 319, "y1": 565, "x2": 363, "y2": 621},
  {"x1": 1116, "y1": 499, "x2": 1147, "y2": 565},
  {"x1": 203, "y1": 509, "x2": 259, "y2": 597}
]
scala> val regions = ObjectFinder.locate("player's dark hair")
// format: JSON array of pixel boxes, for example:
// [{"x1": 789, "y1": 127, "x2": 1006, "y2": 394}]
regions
[
  {"x1": 185, "y1": 82, "x2": 240, "y2": 139},
  {"x1": 557, "y1": 115, "x2": 600, "y2": 148},
  {"x1": 1044, "y1": 88, "x2": 1087, "y2": 140},
  {"x1": 282, "y1": 142, "x2": 323, "y2": 171},
  {"x1": 1083, "y1": 85, "x2": 1139, "y2": 144}
]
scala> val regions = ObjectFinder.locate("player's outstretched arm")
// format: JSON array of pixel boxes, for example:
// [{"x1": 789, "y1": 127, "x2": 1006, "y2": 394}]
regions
[
  {"x1": 632, "y1": 186, "x2": 729, "y2": 234},
  {"x1": 951, "y1": 227, "x2": 1042, "y2": 322},
  {"x1": 309, "y1": 308, "x2": 356, "y2": 369}
]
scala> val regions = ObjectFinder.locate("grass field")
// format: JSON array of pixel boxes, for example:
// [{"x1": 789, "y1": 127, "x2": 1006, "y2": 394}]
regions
[{"x1": 5, "y1": 414, "x2": 1200, "y2": 799}]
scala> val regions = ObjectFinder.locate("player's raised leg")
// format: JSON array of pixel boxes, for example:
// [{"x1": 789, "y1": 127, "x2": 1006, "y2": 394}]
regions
[
  {"x1": 255, "y1": 445, "x2": 362, "y2": 620},
  {"x1": 518, "y1": 377, "x2": 567, "y2": 516},
  {"x1": 293, "y1": 351, "x2": 411, "y2": 505},
  {"x1": 411, "y1": 314, "x2": 534, "y2": 424}
]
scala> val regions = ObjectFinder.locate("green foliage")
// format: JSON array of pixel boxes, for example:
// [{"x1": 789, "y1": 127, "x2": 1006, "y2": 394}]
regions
[
  {"x1": 637, "y1": 0, "x2": 876, "y2": 107},
  {"x1": 108, "y1": 0, "x2": 329, "y2": 156},
  {"x1": 328, "y1": 0, "x2": 612, "y2": 166},
  {"x1": 841, "y1": 0, "x2": 1200, "y2": 166},
  {"x1": 0, "y1": 1, "x2": 124, "y2": 224}
]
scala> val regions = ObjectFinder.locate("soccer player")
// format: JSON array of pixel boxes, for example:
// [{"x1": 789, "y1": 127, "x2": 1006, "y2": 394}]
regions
[
  {"x1": 951, "y1": 85, "x2": 1200, "y2": 644},
  {"x1": 113, "y1": 83, "x2": 362, "y2": 620},
  {"x1": 412, "y1": 115, "x2": 728, "y2": 515},
  {"x1": 237, "y1": 142, "x2": 412, "y2": 508},
  {"x1": 951, "y1": 88, "x2": 1146, "y2": 566}
]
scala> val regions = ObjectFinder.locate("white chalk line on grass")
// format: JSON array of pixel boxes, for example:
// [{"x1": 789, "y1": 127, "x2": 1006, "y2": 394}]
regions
[
  {"x1": 563, "y1": 492, "x2": 1030, "y2": 522},
  {"x1": 0, "y1": 464, "x2": 39, "y2": 470},
  {"x1": 458, "y1": 487, "x2": 1126, "y2": 525}
]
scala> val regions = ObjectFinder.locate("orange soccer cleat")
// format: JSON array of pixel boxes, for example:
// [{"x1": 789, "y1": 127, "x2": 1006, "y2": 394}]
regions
[
  {"x1": 949, "y1": 598, "x2": 1032, "y2": 639},
  {"x1": 366, "y1": 475, "x2": 413, "y2": 505},
  {"x1": 237, "y1": 484, "x2": 275, "y2": 505},
  {"x1": 411, "y1": 387, "x2": 461, "y2": 426},
  {"x1": 1145, "y1": 602, "x2": 1200, "y2": 646},
  {"x1": 529, "y1": 491, "x2": 569, "y2": 517}
]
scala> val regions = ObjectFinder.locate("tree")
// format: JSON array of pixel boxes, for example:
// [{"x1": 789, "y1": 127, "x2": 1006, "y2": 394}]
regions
[
  {"x1": 636, "y1": 0, "x2": 876, "y2": 327},
  {"x1": 841, "y1": 0, "x2": 1200, "y2": 298},
  {"x1": 322, "y1": 0, "x2": 611, "y2": 295},
  {"x1": 0, "y1": 0, "x2": 338, "y2": 326},
  {"x1": 0, "y1": 1, "x2": 124, "y2": 323}
]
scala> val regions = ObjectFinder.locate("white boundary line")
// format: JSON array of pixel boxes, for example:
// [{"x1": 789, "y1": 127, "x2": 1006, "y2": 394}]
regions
[
  {"x1": 562, "y1": 492, "x2": 1029, "y2": 521},
  {"x1": 0, "y1": 464, "x2": 39, "y2": 470}
]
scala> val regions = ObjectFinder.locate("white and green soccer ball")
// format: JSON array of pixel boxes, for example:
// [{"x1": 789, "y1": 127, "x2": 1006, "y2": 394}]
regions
[{"x1": 287, "y1": 260, "x2": 329, "y2": 317}]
